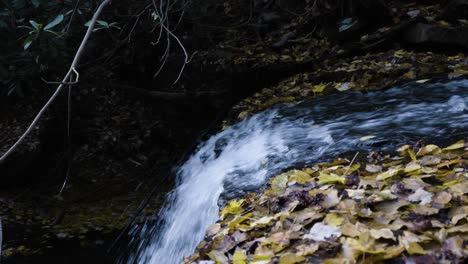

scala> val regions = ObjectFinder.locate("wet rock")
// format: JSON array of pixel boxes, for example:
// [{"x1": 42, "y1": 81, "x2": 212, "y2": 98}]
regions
[
  {"x1": 403, "y1": 22, "x2": 468, "y2": 48},
  {"x1": 272, "y1": 32, "x2": 296, "y2": 49}
]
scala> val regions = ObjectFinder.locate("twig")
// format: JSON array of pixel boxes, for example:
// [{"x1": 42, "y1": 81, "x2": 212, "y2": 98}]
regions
[
  {"x1": 343, "y1": 152, "x2": 359, "y2": 176},
  {"x1": 160, "y1": 23, "x2": 190, "y2": 84},
  {"x1": 127, "y1": 4, "x2": 152, "y2": 43},
  {"x1": 0, "y1": 0, "x2": 112, "y2": 164},
  {"x1": 64, "y1": 0, "x2": 82, "y2": 33},
  {"x1": 58, "y1": 83, "x2": 73, "y2": 196},
  {"x1": 149, "y1": 0, "x2": 192, "y2": 84}
]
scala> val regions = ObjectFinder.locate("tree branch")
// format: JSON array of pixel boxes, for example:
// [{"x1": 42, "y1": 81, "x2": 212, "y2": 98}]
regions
[{"x1": 0, "y1": 0, "x2": 112, "y2": 164}]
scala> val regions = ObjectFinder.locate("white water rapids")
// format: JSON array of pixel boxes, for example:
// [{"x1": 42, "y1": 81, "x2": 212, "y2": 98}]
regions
[{"x1": 127, "y1": 80, "x2": 467, "y2": 264}]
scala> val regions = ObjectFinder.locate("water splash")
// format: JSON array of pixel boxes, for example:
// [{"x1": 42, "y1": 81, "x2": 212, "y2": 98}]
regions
[{"x1": 129, "y1": 80, "x2": 468, "y2": 264}]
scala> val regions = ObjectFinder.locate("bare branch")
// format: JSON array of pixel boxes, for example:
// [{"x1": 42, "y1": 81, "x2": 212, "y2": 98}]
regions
[
  {"x1": 150, "y1": 0, "x2": 193, "y2": 84},
  {"x1": 0, "y1": 0, "x2": 112, "y2": 164}
]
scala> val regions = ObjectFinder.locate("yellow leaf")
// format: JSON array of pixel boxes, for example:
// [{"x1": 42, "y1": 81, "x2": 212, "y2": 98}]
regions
[
  {"x1": 447, "y1": 224, "x2": 468, "y2": 233},
  {"x1": 207, "y1": 250, "x2": 229, "y2": 263},
  {"x1": 271, "y1": 173, "x2": 289, "y2": 191},
  {"x1": 404, "y1": 161, "x2": 421, "y2": 172},
  {"x1": 233, "y1": 249, "x2": 247, "y2": 264},
  {"x1": 394, "y1": 49, "x2": 406, "y2": 58},
  {"x1": 368, "y1": 189, "x2": 397, "y2": 203},
  {"x1": 220, "y1": 199, "x2": 245, "y2": 218},
  {"x1": 370, "y1": 228, "x2": 396, "y2": 240},
  {"x1": 437, "y1": 159, "x2": 463, "y2": 168},
  {"x1": 449, "y1": 68, "x2": 468, "y2": 77},
  {"x1": 289, "y1": 170, "x2": 313, "y2": 184},
  {"x1": 382, "y1": 246, "x2": 405, "y2": 259},
  {"x1": 346, "y1": 237, "x2": 385, "y2": 254},
  {"x1": 416, "y1": 144, "x2": 441, "y2": 156},
  {"x1": 228, "y1": 213, "x2": 253, "y2": 230},
  {"x1": 341, "y1": 222, "x2": 368, "y2": 237},
  {"x1": 344, "y1": 163, "x2": 361, "y2": 175},
  {"x1": 323, "y1": 258, "x2": 353, "y2": 264},
  {"x1": 318, "y1": 172, "x2": 346, "y2": 185},
  {"x1": 443, "y1": 140, "x2": 465, "y2": 151},
  {"x1": 407, "y1": 148, "x2": 417, "y2": 161},
  {"x1": 448, "y1": 54, "x2": 463, "y2": 61},
  {"x1": 324, "y1": 212, "x2": 345, "y2": 226},
  {"x1": 376, "y1": 166, "x2": 402, "y2": 180},
  {"x1": 253, "y1": 245, "x2": 274, "y2": 261},
  {"x1": 278, "y1": 253, "x2": 306, "y2": 264},
  {"x1": 397, "y1": 144, "x2": 410, "y2": 153},
  {"x1": 312, "y1": 84, "x2": 327, "y2": 93},
  {"x1": 250, "y1": 216, "x2": 274, "y2": 228},
  {"x1": 407, "y1": 242, "x2": 425, "y2": 255},
  {"x1": 402, "y1": 71, "x2": 416, "y2": 79},
  {"x1": 17, "y1": 245, "x2": 26, "y2": 251},
  {"x1": 438, "y1": 20, "x2": 450, "y2": 26}
]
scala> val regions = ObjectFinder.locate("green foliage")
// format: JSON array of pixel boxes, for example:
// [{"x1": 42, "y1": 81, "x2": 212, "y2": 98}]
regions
[
  {"x1": 0, "y1": 0, "x2": 100, "y2": 96},
  {"x1": 0, "y1": 0, "x2": 186, "y2": 97},
  {"x1": 84, "y1": 19, "x2": 120, "y2": 32}
]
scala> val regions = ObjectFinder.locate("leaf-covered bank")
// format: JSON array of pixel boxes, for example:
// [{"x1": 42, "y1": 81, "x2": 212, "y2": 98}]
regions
[{"x1": 187, "y1": 140, "x2": 468, "y2": 264}]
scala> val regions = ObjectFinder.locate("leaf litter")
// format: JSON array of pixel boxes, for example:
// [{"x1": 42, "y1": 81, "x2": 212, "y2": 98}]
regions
[{"x1": 186, "y1": 140, "x2": 468, "y2": 263}]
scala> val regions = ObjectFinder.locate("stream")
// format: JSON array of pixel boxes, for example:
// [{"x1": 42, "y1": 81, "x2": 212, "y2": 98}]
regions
[{"x1": 127, "y1": 80, "x2": 467, "y2": 264}]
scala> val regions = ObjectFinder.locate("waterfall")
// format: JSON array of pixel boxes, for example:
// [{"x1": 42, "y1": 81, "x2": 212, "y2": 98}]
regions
[{"x1": 128, "y1": 80, "x2": 467, "y2": 264}]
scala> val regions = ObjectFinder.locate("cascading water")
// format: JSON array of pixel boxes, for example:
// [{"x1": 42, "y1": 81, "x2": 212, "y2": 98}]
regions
[{"x1": 128, "y1": 80, "x2": 467, "y2": 264}]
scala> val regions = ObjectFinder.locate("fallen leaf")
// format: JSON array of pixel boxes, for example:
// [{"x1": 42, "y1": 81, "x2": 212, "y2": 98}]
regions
[
  {"x1": 207, "y1": 250, "x2": 229, "y2": 263},
  {"x1": 304, "y1": 222, "x2": 341, "y2": 241},
  {"x1": 295, "y1": 243, "x2": 319, "y2": 256},
  {"x1": 233, "y1": 249, "x2": 247, "y2": 264},
  {"x1": 324, "y1": 213, "x2": 345, "y2": 226},
  {"x1": 433, "y1": 191, "x2": 452, "y2": 205},
  {"x1": 366, "y1": 164, "x2": 382, "y2": 173},
  {"x1": 312, "y1": 84, "x2": 327, "y2": 93},
  {"x1": 318, "y1": 172, "x2": 346, "y2": 185},
  {"x1": 335, "y1": 82, "x2": 353, "y2": 92},
  {"x1": 278, "y1": 253, "x2": 306, "y2": 264},
  {"x1": 415, "y1": 79, "x2": 430, "y2": 83},
  {"x1": 408, "y1": 189, "x2": 433, "y2": 205},
  {"x1": 220, "y1": 199, "x2": 245, "y2": 219},
  {"x1": 376, "y1": 166, "x2": 402, "y2": 180},
  {"x1": 404, "y1": 161, "x2": 421, "y2": 173},
  {"x1": 370, "y1": 228, "x2": 396, "y2": 241},
  {"x1": 416, "y1": 145, "x2": 441, "y2": 156},
  {"x1": 444, "y1": 140, "x2": 465, "y2": 151},
  {"x1": 406, "y1": 242, "x2": 425, "y2": 255}
]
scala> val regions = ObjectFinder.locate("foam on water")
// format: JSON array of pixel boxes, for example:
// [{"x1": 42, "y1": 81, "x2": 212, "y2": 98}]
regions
[{"x1": 128, "y1": 80, "x2": 468, "y2": 264}]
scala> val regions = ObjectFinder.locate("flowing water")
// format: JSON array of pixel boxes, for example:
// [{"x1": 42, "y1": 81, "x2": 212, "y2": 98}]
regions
[{"x1": 128, "y1": 80, "x2": 467, "y2": 264}]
